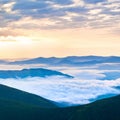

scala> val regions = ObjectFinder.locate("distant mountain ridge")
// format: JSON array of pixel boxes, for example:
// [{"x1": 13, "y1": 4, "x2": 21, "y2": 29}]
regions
[
  {"x1": 8, "y1": 56, "x2": 120, "y2": 66},
  {"x1": 0, "y1": 68, "x2": 73, "y2": 79},
  {"x1": 100, "y1": 71, "x2": 120, "y2": 80}
]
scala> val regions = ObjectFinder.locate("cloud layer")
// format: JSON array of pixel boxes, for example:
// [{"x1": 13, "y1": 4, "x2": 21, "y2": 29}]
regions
[
  {"x1": 0, "y1": 77, "x2": 120, "y2": 106},
  {"x1": 0, "y1": 63, "x2": 120, "y2": 107},
  {"x1": 0, "y1": 0, "x2": 119, "y2": 30}
]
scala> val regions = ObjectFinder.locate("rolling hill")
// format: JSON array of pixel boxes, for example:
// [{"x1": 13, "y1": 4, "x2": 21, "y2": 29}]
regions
[
  {"x1": 0, "y1": 84, "x2": 57, "y2": 108},
  {"x1": 0, "y1": 84, "x2": 120, "y2": 120},
  {"x1": 71, "y1": 94, "x2": 120, "y2": 120}
]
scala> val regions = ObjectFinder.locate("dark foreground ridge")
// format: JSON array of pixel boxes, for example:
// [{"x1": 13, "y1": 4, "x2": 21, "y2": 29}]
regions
[
  {"x1": 0, "y1": 68, "x2": 73, "y2": 79},
  {"x1": 0, "y1": 84, "x2": 57, "y2": 108},
  {"x1": 0, "y1": 84, "x2": 120, "y2": 120}
]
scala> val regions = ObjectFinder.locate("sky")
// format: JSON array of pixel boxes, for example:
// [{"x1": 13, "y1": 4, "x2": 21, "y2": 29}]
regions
[{"x1": 0, "y1": 0, "x2": 120, "y2": 59}]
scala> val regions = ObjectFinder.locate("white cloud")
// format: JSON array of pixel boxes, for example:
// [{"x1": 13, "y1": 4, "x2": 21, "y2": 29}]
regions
[
  {"x1": 8, "y1": 17, "x2": 57, "y2": 29},
  {"x1": 0, "y1": 0, "x2": 119, "y2": 33},
  {"x1": 0, "y1": 62, "x2": 120, "y2": 106},
  {"x1": 0, "y1": 75, "x2": 120, "y2": 106},
  {"x1": 0, "y1": 36, "x2": 32, "y2": 42},
  {"x1": 89, "y1": 9, "x2": 102, "y2": 14}
]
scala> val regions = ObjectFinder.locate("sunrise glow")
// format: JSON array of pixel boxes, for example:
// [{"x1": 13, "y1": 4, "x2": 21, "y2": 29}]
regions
[{"x1": 0, "y1": 0, "x2": 120, "y2": 59}]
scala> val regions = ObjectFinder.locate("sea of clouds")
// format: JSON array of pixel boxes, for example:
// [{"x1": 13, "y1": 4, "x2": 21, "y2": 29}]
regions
[{"x1": 0, "y1": 63, "x2": 120, "y2": 107}]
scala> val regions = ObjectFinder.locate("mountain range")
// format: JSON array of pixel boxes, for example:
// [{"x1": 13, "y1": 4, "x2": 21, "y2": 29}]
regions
[
  {"x1": 7, "y1": 56, "x2": 120, "y2": 66},
  {"x1": 0, "y1": 84, "x2": 120, "y2": 120}
]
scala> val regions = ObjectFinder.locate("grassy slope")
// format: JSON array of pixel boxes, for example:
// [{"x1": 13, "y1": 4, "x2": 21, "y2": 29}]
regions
[{"x1": 0, "y1": 84, "x2": 120, "y2": 120}]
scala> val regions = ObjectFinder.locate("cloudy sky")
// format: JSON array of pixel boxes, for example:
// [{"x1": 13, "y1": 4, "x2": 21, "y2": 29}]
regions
[{"x1": 0, "y1": 0, "x2": 120, "y2": 59}]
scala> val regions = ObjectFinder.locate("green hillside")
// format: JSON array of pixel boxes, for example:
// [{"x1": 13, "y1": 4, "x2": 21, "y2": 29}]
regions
[
  {"x1": 71, "y1": 95, "x2": 120, "y2": 120},
  {"x1": 0, "y1": 84, "x2": 57, "y2": 108},
  {"x1": 0, "y1": 84, "x2": 120, "y2": 120},
  {"x1": 0, "y1": 84, "x2": 75, "y2": 120}
]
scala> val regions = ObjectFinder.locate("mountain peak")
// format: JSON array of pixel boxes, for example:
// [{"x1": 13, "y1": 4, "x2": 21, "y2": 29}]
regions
[{"x1": 0, "y1": 68, "x2": 73, "y2": 79}]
